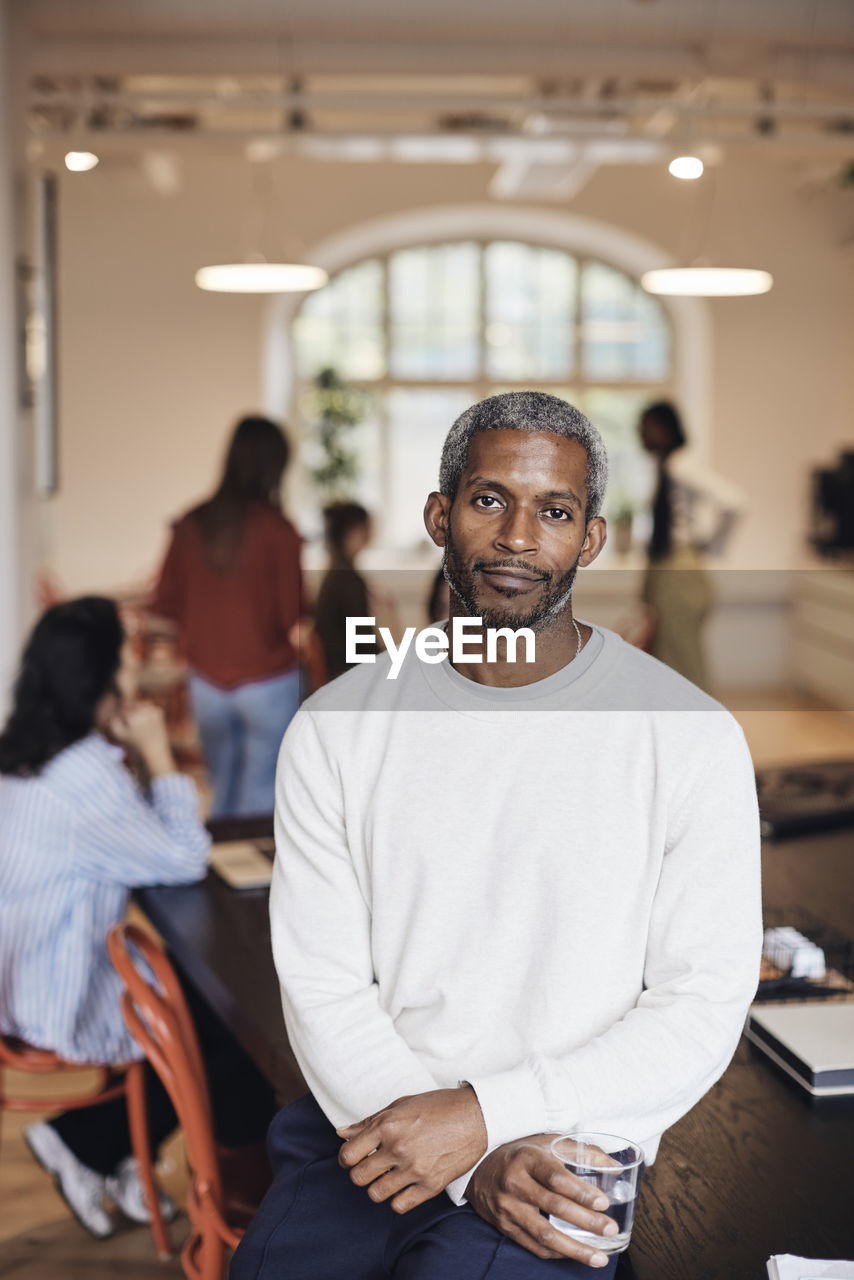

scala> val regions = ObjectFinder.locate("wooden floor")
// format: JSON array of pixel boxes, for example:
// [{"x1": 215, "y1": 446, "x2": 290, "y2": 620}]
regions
[
  {"x1": 0, "y1": 1070, "x2": 189, "y2": 1275},
  {"x1": 0, "y1": 1218, "x2": 186, "y2": 1279},
  {"x1": 1, "y1": 696, "x2": 853, "y2": 1277}
]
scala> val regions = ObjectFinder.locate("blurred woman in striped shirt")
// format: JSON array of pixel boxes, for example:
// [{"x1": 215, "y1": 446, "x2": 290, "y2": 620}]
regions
[{"x1": 0, "y1": 598, "x2": 272, "y2": 1238}]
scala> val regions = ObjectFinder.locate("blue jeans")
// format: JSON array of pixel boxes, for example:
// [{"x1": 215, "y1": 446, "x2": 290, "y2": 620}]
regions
[
  {"x1": 230, "y1": 1096, "x2": 623, "y2": 1280},
  {"x1": 189, "y1": 669, "x2": 300, "y2": 818}
]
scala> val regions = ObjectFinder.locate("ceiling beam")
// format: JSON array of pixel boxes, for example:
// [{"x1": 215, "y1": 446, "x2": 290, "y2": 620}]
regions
[
  {"x1": 27, "y1": 87, "x2": 854, "y2": 120},
  {"x1": 27, "y1": 36, "x2": 854, "y2": 92}
]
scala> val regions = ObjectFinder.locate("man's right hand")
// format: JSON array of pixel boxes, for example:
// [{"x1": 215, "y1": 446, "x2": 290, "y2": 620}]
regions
[{"x1": 465, "y1": 1134, "x2": 618, "y2": 1269}]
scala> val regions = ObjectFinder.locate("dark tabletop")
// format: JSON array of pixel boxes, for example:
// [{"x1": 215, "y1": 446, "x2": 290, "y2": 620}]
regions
[
  {"x1": 136, "y1": 819, "x2": 854, "y2": 1279},
  {"x1": 628, "y1": 825, "x2": 854, "y2": 1279},
  {"x1": 136, "y1": 814, "x2": 305, "y2": 1104}
]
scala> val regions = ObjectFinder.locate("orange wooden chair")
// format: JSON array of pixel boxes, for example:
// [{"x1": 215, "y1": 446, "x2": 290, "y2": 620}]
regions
[
  {"x1": 107, "y1": 922, "x2": 261, "y2": 1280},
  {"x1": 0, "y1": 1026, "x2": 170, "y2": 1257}
]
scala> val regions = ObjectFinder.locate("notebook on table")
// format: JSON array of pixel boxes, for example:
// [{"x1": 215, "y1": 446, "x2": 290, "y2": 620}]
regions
[
  {"x1": 209, "y1": 841, "x2": 274, "y2": 890},
  {"x1": 746, "y1": 1001, "x2": 854, "y2": 1096}
]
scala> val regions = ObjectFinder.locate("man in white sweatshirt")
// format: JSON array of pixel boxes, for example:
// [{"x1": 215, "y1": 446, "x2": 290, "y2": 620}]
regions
[{"x1": 232, "y1": 391, "x2": 761, "y2": 1280}]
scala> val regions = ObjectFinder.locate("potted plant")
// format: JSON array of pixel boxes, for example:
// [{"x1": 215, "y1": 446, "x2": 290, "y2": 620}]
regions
[
  {"x1": 612, "y1": 500, "x2": 635, "y2": 556},
  {"x1": 306, "y1": 367, "x2": 365, "y2": 501}
]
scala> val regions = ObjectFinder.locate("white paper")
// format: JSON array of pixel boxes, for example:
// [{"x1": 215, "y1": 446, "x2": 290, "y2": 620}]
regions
[
  {"x1": 767, "y1": 1256, "x2": 854, "y2": 1280},
  {"x1": 209, "y1": 841, "x2": 273, "y2": 889}
]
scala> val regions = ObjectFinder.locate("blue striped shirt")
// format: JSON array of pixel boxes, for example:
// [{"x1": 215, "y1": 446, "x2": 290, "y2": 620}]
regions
[{"x1": 0, "y1": 734, "x2": 210, "y2": 1063}]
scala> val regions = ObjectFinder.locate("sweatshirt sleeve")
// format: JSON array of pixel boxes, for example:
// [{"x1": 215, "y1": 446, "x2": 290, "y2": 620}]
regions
[
  {"x1": 457, "y1": 716, "x2": 762, "y2": 1202},
  {"x1": 269, "y1": 710, "x2": 440, "y2": 1128}
]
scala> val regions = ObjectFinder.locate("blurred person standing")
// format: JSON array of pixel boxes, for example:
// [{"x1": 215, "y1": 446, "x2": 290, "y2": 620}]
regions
[
  {"x1": 638, "y1": 401, "x2": 743, "y2": 692},
  {"x1": 313, "y1": 502, "x2": 395, "y2": 682},
  {"x1": 154, "y1": 416, "x2": 305, "y2": 816}
]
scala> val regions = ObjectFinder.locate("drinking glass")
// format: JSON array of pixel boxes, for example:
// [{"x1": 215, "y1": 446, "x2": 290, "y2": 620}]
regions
[{"x1": 549, "y1": 1132, "x2": 644, "y2": 1254}]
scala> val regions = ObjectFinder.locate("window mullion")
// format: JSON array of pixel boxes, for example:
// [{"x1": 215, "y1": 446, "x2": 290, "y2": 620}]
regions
[
  {"x1": 477, "y1": 239, "x2": 488, "y2": 399},
  {"x1": 379, "y1": 255, "x2": 392, "y2": 546},
  {"x1": 292, "y1": 239, "x2": 677, "y2": 549},
  {"x1": 575, "y1": 255, "x2": 585, "y2": 403}
]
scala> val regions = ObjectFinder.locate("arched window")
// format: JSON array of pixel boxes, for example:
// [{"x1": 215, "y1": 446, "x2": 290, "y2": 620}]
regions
[{"x1": 292, "y1": 240, "x2": 673, "y2": 551}]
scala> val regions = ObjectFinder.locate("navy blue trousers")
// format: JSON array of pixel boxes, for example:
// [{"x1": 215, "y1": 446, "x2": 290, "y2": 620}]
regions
[{"x1": 230, "y1": 1095, "x2": 622, "y2": 1280}]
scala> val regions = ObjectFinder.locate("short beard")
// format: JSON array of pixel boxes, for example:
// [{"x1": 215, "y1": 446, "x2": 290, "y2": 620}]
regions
[{"x1": 442, "y1": 526, "x2": 581, "y2": 632}]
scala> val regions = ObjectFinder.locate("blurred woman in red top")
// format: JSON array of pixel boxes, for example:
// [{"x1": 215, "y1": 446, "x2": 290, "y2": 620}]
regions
[{"x1": 154, "y1": 416, "x2": 304, "y2": 817}]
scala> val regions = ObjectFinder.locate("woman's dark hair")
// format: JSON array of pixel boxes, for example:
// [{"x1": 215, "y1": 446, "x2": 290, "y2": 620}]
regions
[
  {"x1": 642, "y1": 401, "x2": 687, "y2": 453},
  {"x1": 193, "y1": 416, "x2": 291, "y2": 572},
  {"x1": 323, "y1": 502, "x2": 370, "y2": 559},
  {"x1": 0, "y1": 596, "x2": 124, "y2": 777},
  {"x1": 643, "y1": 403, "x2": 688, "y2": 562}
]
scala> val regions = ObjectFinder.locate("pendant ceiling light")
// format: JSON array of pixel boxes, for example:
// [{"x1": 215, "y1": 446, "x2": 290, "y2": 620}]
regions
[
  {"x1": 195, "y1": 260, "x2": 327, "y2": 294},
  {"x1": 641, "y1": 267, "x2": 773, "y2": 297},
  {"x1": 642, "y1": 160, "x2": 773, "y2": 298},
  {"x1": 196, "y1": 142, "x2": 326, "y2": 294}
]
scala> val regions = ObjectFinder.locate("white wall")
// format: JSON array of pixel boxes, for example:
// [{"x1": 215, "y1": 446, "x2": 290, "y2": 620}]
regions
[
  {"x1": 45, "y1": 145, "x2": 854, "y2": 599},
  {"x1": 0, "y1": 1, "x2": 35, "y2": 711},
  {"x1": 54, "y1": 156, "x2": 268, "y2": 589},
  {"x1": 0, "y1": 6, "x2": 19, "y2": 703}
]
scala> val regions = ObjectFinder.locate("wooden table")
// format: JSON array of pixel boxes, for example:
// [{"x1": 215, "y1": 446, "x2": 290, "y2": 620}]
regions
[
  {"x1": 136, "y1": 822, "x2": 854, "y2": 1279},
  {"x1": 629, "y1": 826, "x2": 854, "y2": 1279},
  {"x1": 136, "y1": 816, "x2": 305, "y2": 1105}
]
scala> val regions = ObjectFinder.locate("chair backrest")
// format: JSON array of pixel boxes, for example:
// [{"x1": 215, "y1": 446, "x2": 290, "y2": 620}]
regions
[
  {"x1": 0, "y1": 1006, "x2": 120, "y2": 1098},
  {"x1": 107, "y1": 923, "x2": 223, "y2": 1209}
]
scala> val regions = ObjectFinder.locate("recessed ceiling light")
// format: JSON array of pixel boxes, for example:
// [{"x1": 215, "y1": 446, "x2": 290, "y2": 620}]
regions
[
  {"x1": 668, "y1": 155, "x2": 704, "y2": 180},
  {"x1": 64, "y1": 151, "x2": 99, "y2": 172}
]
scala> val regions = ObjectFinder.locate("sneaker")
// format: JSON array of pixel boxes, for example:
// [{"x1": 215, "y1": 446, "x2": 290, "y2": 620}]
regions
[
  {"x1": 105, "y1": 1155, "x2": 178, "y2": 1224},
  {"x1": 24, "y1": 1122, "x2": 114, "y2": 1239}
]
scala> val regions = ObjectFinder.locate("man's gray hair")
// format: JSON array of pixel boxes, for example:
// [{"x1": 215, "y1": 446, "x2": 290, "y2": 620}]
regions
[{"x1": 438, "y1": 391, "x2": 608, "y2": 519}]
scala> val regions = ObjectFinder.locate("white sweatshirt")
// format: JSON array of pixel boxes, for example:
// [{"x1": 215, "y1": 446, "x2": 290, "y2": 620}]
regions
[{"x1": 269, "y1": 623, "x2": 762, "y2": 1205}]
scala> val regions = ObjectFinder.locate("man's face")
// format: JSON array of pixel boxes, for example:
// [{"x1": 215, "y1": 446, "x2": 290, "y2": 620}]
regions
[{"x1": 426, "y1": 429, "x2": 605, "y2": 631}]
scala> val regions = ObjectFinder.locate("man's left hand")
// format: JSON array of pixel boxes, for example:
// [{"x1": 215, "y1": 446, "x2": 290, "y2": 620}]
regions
[{"x1": 337, "y1": 1086, "x2": 487, "y2": 1213}]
